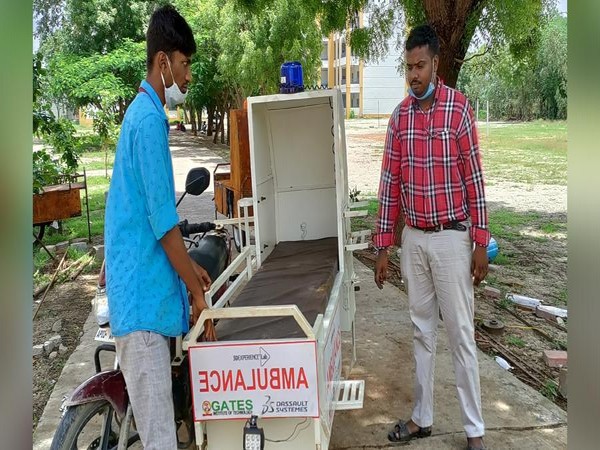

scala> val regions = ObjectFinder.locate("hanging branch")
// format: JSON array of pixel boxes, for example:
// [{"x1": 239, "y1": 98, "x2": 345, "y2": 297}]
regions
[{"x1": 455, "y1": 46, "x2": 492, "y2": 64}]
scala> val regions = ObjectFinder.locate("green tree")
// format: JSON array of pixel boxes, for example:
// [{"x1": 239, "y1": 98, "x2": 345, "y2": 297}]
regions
[
  {"x1": 536, "y1": 15, "x2": 567, "y2": 119},
  {"x1": 457, "y1": 12, "x2": 566, "y2": 121},
  {"x1": 34, "y1": 0, "x2": 167, "y2": 56},
  {"x1": 174, "y1": 0, "x2": 226, "y2": 137},
  {"x1": 217, "y1": 0, "x2": 324, "y2": 99},
  {"x1": 46, "y1": 39, "x2": 146, "y2": 122},
  {"x1": 234, "y1": 0, "x2": 556, "y2": 88}
]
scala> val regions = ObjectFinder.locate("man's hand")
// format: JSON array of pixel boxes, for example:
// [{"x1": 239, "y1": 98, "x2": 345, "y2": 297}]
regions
[
  {"x1": 471, "y1": 245, "x2": 488, "y2": 286},
  {"x1": 374, "y1": 250, "x2": 389, "y2": 289},
  {"x1": 190, "y1": 258, "x2": 211, "y2": 292},
  {"x1": 190, "y1": 291, "x2": 217, "y2": 341}
]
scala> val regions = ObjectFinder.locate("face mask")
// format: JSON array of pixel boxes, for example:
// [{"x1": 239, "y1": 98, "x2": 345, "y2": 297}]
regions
[
  {"x1": 161, "y1": 57, "x2": 187, "y2": 109},
  {"x1": 408, "y1": 61, "x2": 436, "y2": 101}
]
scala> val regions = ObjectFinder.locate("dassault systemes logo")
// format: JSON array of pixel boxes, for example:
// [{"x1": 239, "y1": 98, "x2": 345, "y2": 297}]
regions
[
  {"x1": 261, "y1": 395, "x2": 275, "y2": 415},
  {"x1": 233, "y1": 346, "x2": 271, "y2": 366}
]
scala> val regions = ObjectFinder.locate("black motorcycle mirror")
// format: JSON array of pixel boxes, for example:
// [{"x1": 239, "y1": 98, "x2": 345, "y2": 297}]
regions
[{"x1": 176, "y1": 167, "x2": 211, "y2": 207}]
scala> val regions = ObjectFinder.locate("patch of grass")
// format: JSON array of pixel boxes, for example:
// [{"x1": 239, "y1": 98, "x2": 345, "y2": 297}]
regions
[
  {"x1": 497, "y1": 297, "x2": 513, "y2": 310},
  {"x1": 489, "y1": 210, "x2": 541, "y2": 240},
  {"x1": 492, "y1": 253, "x2": 511, "y2": 266},
  {"x1": 479, "y1": 120, "x2": 567, "y2": 185},
  {"x1": 67, "y1": 246, "x2": 89, "y2": 261},
  {"x1": 78, "y1": 151, "x2": 115, "y2": 172},
  {"x1": 367, "y1": 199, "x2": 379, "y2": 215},
  {"x1": 552, "y1": 338, "x2": 568, "y2": 351},
  {"x1": 557, "y1": 288, "x2": 568, "y2": 305},
  {"x1": 540, "y1": 379, "x2": 559, "y2": 401},
  {"x1": 33, "y1": 250, "x2": 52, "y2": 286},
  {"x1": 540, "y1": 222, "x2": 560, "y2": 234},
  {"x1": 506, "y1": 335, "x2": 526, "y2": 348},
  {"x1": 38, "y1": 176, "x2": 109, "y2": 245}
]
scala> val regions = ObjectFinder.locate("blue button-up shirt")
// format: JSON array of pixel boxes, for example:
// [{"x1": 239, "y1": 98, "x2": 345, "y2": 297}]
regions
[{"x1": 105, "y1": 80, "x2": 189, "y2": 337}]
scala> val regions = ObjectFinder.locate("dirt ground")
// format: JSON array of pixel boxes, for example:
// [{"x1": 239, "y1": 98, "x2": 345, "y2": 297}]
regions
[
  {"x1": 32, "y1": 119, "x2": 567, "y2": 431},
  {"x1": 345, "y1": 119, "x2": 567, "y2": 410},
  {"x1": 32, "y1": 273, "x2": 97, "y2": 429}
]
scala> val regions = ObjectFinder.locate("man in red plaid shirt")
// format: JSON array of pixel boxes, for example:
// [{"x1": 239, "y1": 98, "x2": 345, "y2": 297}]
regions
[{"x1": 374, "y1": 25, "x2": 489, "y2": 450}]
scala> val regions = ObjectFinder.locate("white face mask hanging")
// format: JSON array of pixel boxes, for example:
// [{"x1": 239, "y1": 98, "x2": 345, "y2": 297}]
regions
[{"x1": 161, "y1": 56, "x2": 187, "y2": 109}]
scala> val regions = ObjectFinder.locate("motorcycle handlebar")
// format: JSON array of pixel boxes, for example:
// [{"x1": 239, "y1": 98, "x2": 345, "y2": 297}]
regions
[{"x1": 178, "y1": 220, "x2": 216, "y2": 237}]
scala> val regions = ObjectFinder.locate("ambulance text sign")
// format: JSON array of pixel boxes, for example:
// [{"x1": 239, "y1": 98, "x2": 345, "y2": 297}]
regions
[{"x1": 189, "y1": 340, "x2": 319, "y2": 421}]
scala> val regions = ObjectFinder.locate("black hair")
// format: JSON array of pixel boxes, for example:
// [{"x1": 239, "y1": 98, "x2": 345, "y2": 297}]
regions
[
  {"x1": 146, "y1": 4, "x2": 196, "y2": 70},
  {"x1": 405, "y1": 24, "x2": 440, "y2": 56}
]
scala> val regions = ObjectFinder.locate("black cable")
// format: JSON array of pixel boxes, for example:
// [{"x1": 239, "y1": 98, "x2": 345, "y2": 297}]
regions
[{"x1": 264, "y1": 418, "x2": 310, "y2": 443}]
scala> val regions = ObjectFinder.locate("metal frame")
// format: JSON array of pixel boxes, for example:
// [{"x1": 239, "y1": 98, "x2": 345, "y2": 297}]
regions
[{"x1": 185, "y1": 90, "x2": 367, "y2": 449}]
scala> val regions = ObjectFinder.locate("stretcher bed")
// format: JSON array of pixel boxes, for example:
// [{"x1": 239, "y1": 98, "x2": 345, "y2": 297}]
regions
[
  {"x1": 183, "y1": 89, "x2": 370, "y2": 450},
  {"x1": 216, "y1": 238, "x2": 339, "y2": 341}
]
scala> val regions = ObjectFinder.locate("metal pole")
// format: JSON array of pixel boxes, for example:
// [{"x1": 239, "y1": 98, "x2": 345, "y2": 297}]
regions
[{"x1": 486, "y1": 100, "x2": 490, "y2": 137}]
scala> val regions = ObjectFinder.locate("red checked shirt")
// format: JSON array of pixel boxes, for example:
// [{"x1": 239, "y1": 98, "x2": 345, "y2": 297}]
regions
[{"x1": 374, "y1": 78, "x2": 490, "y2": 248}]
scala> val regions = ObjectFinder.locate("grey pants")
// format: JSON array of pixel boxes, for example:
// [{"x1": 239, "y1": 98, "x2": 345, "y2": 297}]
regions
[
  {"x1": 401, "y1": 224, "x2": 485, "y2": 438},
  {"x1": 115, "y1": 331, "x2": 177, "y2": 450}
]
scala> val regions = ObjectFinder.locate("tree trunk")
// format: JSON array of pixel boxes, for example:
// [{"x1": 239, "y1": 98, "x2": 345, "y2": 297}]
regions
[
  {"x1": 213, "y1": 107, "x2": 222, "y2": 144},
  {"x1": 190, "y1": 105, "x2": 197, "y2": 136},
  {"x1": 220, "y1": 110, "x2": 225, "y2": 144},
  {"x1": 422, "y1": 0, "x2": 485, "y2": 88},
  {"x1": 198, "y1": 108, "x2": 203, "y2": 136},
  {"x1": 207, "y1": 107, "x2": 214, "y2": 137},
  {"x1": 226, "y1": 109, "x2": 230, "y2": 146}
]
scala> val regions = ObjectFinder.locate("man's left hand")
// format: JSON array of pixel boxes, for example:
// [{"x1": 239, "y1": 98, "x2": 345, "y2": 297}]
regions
[{"x1": 471, "y1": 245, "x2": 488, "y2": 286}]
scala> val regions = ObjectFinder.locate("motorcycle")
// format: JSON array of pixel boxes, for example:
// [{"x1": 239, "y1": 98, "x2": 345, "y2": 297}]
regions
[{"x1": 50, "y1": 167, "x2": 231, "y2": 450}]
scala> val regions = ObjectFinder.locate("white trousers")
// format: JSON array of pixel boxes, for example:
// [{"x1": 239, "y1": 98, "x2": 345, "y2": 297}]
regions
[
  {"x1": 115, "y1": 331, "x2": 178, "y2": 450},
  {"x1": 400, "y1": 225, "x2": 485, "y2": 438}
]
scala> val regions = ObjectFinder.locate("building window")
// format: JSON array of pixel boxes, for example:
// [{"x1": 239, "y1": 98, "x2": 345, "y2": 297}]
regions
[
  {"x1": 321, "y1": 68, "x2": 328, "y2": 86},
  {"x1": 341, "y1": 40, "x2": 346, "y2": 58},
  {"x1": 321, "y1": 42, "x2": 328, "y2": 60},
  {"x1": 351, "y1": 93, "x2": 360, "y2": 108},
  {"x1": 351, "y1": 66, "x2": 360, "y2": 84}
]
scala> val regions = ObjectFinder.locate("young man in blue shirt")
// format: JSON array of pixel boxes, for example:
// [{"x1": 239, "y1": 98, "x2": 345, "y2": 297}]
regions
[{"x1": 104, "y1": 5, "x2": 215, "y2": 449}]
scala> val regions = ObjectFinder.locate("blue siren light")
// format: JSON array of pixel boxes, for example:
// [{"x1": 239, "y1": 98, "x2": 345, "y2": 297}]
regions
[{"x1": 280, "y1": 61, "x2": 304, "y2": 94}]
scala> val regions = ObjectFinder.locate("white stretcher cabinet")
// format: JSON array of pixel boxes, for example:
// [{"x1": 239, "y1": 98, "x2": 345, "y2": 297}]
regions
[{"x1": 184, "y1": 89, "x2": 367, "y2": 449}]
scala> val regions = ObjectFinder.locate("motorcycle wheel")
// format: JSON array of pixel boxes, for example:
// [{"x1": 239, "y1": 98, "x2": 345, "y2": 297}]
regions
[{"x1": 50, "y1": 400, "x2": 139, "y2": 450}]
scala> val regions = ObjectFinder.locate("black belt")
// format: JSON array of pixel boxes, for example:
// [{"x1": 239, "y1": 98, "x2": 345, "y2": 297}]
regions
[{"x1": 412, "y1": 220, "x2": 467, "y2": 233}]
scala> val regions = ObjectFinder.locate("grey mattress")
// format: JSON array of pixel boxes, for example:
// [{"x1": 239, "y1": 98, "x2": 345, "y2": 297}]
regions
[{"x1": 214, "y1": 237, "x2": 339, "y2": 341}]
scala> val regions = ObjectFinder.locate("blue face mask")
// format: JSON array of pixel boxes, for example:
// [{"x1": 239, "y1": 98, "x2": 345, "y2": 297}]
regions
[
  {"x1": 408, "y1": 82, "x2": 435, "y2": 100},
  {"x1": 408, "y1": 62, "x2": 436, "y2": 100}
]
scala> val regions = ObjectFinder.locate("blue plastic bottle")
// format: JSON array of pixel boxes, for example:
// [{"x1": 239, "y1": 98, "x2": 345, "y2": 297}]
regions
[{"x1": 487, "y1": 237, "x2": 499, "y2": 262}]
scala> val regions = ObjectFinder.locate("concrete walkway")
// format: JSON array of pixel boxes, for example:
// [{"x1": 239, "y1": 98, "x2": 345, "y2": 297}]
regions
[
  {"x1": 330, "y1": 261, "x2": 567, "y2": 449},
  {"x1": 33, "y1": 129, "x2": 567, "y2": 449}
]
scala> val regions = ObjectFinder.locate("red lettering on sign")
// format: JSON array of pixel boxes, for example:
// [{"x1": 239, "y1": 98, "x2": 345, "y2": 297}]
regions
[
  {"x1": 198, "y1": 371, "x2": 208, "y2": 393},
  {"x1": 257, "y1": 369, "x2": 268, "y2": 390},
  {"x1": 197, "y1": 367, "x2": 311, "y2": 392},
  {"x1": 209, "y1": 370, "x2": 221, "y2": 391},
  {"x1": 270, "y1": 368, "x2": 281, "y2": 389},
  {"x1": 282, "y1": 367, "x2": 294, "y2": 389},
  {"x1": 223, "y1": 370, "x2": 233, "y2": 391},
  {"x1": 297, "y1": 367, "x2": 309, "y2": 389},
  {"x1": 234, "y1": 370, "x2": 246, "y2": 390}
]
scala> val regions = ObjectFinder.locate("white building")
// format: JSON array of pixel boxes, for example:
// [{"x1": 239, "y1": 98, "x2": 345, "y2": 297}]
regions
[{"x1": 320, "y1": 11, "x2": 407, "y2": 118}]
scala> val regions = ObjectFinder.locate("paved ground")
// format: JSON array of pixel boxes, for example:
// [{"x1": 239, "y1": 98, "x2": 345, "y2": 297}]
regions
[{"x1": 33, "y1": 125, "x2": 567, "y2": 449}]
